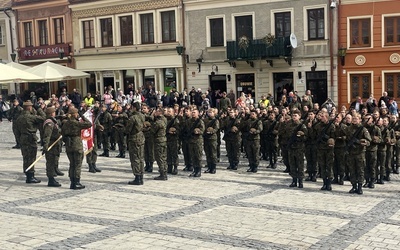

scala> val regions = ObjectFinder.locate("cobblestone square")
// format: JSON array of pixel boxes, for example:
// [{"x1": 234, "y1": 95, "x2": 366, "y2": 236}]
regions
[{"x1": 0, "y1": 122, "x2": 400, "y2": 249}]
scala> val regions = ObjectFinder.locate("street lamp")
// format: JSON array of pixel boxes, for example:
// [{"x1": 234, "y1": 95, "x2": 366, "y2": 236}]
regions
[
  {"x1": 59, "y1": 48, "x2": 65, "y2": 59},
  {"x1": 176, "y1": 44, "x2": 188, "y2": 90},
  {"x1": 10, "y1": 52, "x2": 16, "y2": 62}
]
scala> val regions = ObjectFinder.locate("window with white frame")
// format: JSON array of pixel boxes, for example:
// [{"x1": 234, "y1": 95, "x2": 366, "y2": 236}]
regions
[
  {"x1": 140, "y1": 13, "x2": 154, "y2": 44},
  {"x1": 385, "y1": 73, "x2": 400, "y2": 98},
  {"x1": 235, "y1": 15, "x2": 252, "y2": 41},
  {"x1": 275, "y1": 12, "x2": 291, "y2": 38},
  {"x1": 100, "y1": 18, "x2": 113, "y2": 47},
  {"x1": 385, "y1": 16, "x2": 400, "y2": 46},
  {"x1": 307, "y1": 8, "x2": 325, "y2": 40},
  {"x1": 350, "y1": 18, "x2": 371, "y2": 48},
  {"x1": 53, "y1": 18, "x2": 64, "y2": 44},
  {"x1": 119, "y1": 15, "x2": 133, "y2": 46},
  {"x1": 24, "y1": 21, "x2": 33, "y2": 47},
  {"x1": 210, "y1": 18, "x2": 224, "y2": 47},
  {"x1": 161, "y1": 10, "x2": 176, "y2": 43},
  {"x1": 350, "y1": 74, "x2": 371, "y2": 99}
]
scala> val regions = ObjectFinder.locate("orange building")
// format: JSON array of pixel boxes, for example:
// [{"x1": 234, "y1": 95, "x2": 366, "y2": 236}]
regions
[{"x1": 338, "y1": 0, "x2": 400, "y2": 108}]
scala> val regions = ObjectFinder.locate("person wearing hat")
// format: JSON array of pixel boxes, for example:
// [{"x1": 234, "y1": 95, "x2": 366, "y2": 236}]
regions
[
  {"x1": 15, "y1": 100, "x2": 45, "y2": 184},
  {"x1": 61, "y1": 107, "x2": 92, "y2": 189},
  {"x1": 9, "y1": 98, "x2": 24, "y2": 149},
  {"x1": 42, "y1": 107, "x2": 63, "y2": 187},
  {"x1": 217, "y1": 91, "x2": 231, "y2": 112}
]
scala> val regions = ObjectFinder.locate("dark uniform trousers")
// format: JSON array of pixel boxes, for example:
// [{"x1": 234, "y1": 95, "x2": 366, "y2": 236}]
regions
[
  {"x1": 333, "y1": 146, "x2": 346, "y2": 177},
  {"x1": 204, "y1": 138, "x2": 218, "y2": 165},
  {"x1": 348, "y1": 152, "x2": 365, "y2": 184},
  {"x1": 99, "y1": 130, "x2": 110, "y2": 150},
  {"x1": 67, "y1": 150, "x2": 84, "y2": 179},
  {"x1": 365, "y1": 150, "x2": 377, "y2": 181},
  {"x1": 226, "y1": 138, "x2": 241, "y2": 167},
  {"x1": 167, "y1": 137, "x2": 179, "y2": 166},
  {"x1": 376, "y1": 150, "x2": 386, "y2": 179},
  {"x1": 385, "y1": 146, "x2": 393, "y2": 176},
  {"x1": 305, "y1": 144, "x2": 318, "y2": 174},
  {"x1": 46, "y1": 142, "x2": 61, "y2": 178},
  {"x1": 144, "y1": 134, "x2": 154, "y2": 163},
  {"x1": 246, "y1": 139, "x2": 260, "y2": 167},
  {"x1": 154, "y1": 140, "x2": 167, "y2": 174},
  {"x1": 128, "y1": 140, "x2": 145, "y2": 175},
  {"x1": 115, "y1": 128, "x2": 126, "y2": 152},
  {"x1": 21, "y1": 143, "x2": 38, "y2": 173},
  {"x1": 189, "y1": 140, "x2": 203, "y2": 170},
  {"x1": 182, "y1": 140, "x2": 192, "y2": 167},
  {"x1": 317, "y1": 149, "x2": 334, "y2": 179},
  {"x1": 288, "y1": 147, "x2": 305, "y2": 179}
]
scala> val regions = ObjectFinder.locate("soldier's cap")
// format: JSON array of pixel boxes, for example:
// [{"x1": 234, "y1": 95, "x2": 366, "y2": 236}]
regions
[
  {"x1": 292, "y1": 109, "x2": 301, "y2": 115},
  {"x1": 68, "y1": 107, "x2": 78, "y2": 114},
  {"x1": 45, "y1": 107, "x2": 56, "y2": 115},
  {"x1": 22, "y1": 100, "x2": 33, "y2": 106}
]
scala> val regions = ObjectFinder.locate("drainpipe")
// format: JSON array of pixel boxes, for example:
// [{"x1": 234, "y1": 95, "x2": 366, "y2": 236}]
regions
[
  {"x1": 329, "y1": 1, "x2": 335, "y2": 102},
  {"x1": 179, "y1": 0, "x2": 187, "y2": 91}
]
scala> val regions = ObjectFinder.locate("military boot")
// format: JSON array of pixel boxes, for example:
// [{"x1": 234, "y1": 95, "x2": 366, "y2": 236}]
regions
[
  {"x1": 119, "y1": 151, "x2": 125, "y2": 158},
  {"x1": 363, "y1": 178, "x2": 369, "y2": 188},
  {"x1": 377, "y1": 176, "x2": 384, "y2": 184},
  {"x1": 48, "y1": 177, "x2": 61, "y2": 187},
  {"x1": 332, "y1": 176, "x2": 338, "y2": 184},
  {"x1": 147, "y1": 162, "x2": 153, "y2": 173},
  {"x1": 88, "y1": 163, "x2": 96, "y2": 173},
  {"x1": 289, "y1": 178, "x2": 297, "y2": 187},
  {"x1": 338, "y1": 175, "x2": 344, "y2": 185},
  {"x1": 357, "y1": 182, "x2": 363, "y2": 195},
  {"x1": 305, "y1": 173, "x2": 312, "y2": 181},
  {"x1": 252, "y1": 165, "x2": 258, "y2": 173},
  {"x1": 320, "y1": 178, "x2": 327, "y2": 190},
  {"x1": 55, "y1": 167, "x2": 64, "y2": 176},
  {"x1": 204, "y1": 164, "x2": 211, "y2": 173},
  {"x1": 384, "y1": 172, "x2": 391, "y2": 181},
  {"x1": 128, "y1": 175, "x2": 143, "y2": 185},
  {"x1": 74, "y1": 178, "x2": 85, "y2": 190},
  {"x1": 189, "y1": 168, "x2": 197, "y2": 177},
  {"x1": 368, "y1": 178, "x2": 375, "y2": 189},
  {"x1": 172, "y1": 165, "x2": 178, "y2": 175},
  {"x1": 283, "y1": 166, "x2": 290, "y2": 173},
  {"x1": 271, "y1": 161, "x2": 277, "y2": 169},
  {"x1": 12, "y1": 144, "x2": 21, "y2": 149},
  {"x1": 349, "y1": 183, "x2": 357, "y2": 193},
  {"x1": 226, "y1": 164, "x2": 232, "y2": 170},
  {"x1": 144, "y1": 162, "x2": 149, "y2": 172},
  {"x1": 110, "y1": 143, "x2": 116, "y2": 150},
  {"x1": 26, "y1": 172, "x2": 41, "y2": 184},
  {"x1": 154, "y1": 172, "x2": 168, "y2": 181},
  {"x1": 326, "y1": 178, "x2": 332, "y2": 191},
  {"x1": 70, "y1": 177, "x2": 76, "y2": 189},
  {"x1": 210, "y1": 164, "x2": 216, "y2": 174},
  {"x1": 231, "y1": 163, "x2": 238, "y2": 170},
  {"x1": 167, "y1": 165, "x2": 173, "y2": 174},
  {"x1": 311, "y1": 173, "x2": 317, "y2": 182},
  {"x1": 194, "y1": 167, "x2": 202, "y2": 177},
  {"x1": 187, "y1": 165, "x2": 193, "y2": 172},
  {"x1": 116, "y1": 151, "x2": 122, "y2": 158},
  {"x1": 99, "y1": 149, "x2": 109, "y2": 157},
  {"x1": 394, "y1": 166, "x2": 399, "y2": 174},
  {"x1": 246, "y1": 165, "x2": 254, "y2": 172},
  {"x1": 298, "y1": 178, "x2": 303, "y2": 188},
  {"x1": 92, "y1": 163, "x2": 101, "y2": 173}
]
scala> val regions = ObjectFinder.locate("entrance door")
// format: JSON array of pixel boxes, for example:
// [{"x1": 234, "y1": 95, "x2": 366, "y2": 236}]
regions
[
  {"x1": 236, "y1": 73, "x2": 255, "y2": 100},
  {"x1": 273, "y1": 72, "x2": 294, "y2": 103},
  {"x1": 306, "y1": 71, "x2": 327, "y2": 106}
]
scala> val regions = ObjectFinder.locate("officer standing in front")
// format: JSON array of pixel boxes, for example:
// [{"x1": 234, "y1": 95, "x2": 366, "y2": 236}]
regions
[
  {"x1": 62, "y1": 107, "x2": 92, "y2": 189},
  {"x1": 42, "y1": 107, "x2": 62, "y2": 187},
  {"x1": 15, "y1": 100, "x2": 45, "y2": 184}
]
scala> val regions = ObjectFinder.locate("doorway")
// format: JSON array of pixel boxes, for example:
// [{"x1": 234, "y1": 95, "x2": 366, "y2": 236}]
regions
[
  {"x1": 273, "y1": 72, "x2": 294, "y2": 103},
  {"x1": 236, "y1": 73, "x2": 255, "y2": 101},
  {"x1": 306, "y1": 71, "x2": 327, "y2": 106}
]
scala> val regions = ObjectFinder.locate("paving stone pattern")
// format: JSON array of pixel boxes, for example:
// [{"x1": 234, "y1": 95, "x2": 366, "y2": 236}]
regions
[{"x1": 0, "y1": 122, "x2": 399, "y2": 249}]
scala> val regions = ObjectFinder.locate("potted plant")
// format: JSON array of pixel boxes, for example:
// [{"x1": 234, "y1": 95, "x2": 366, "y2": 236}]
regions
[
  {"x1": 262, "y1": 33, "x2": 276, "y2": 47},
  {"x1": 238, "y1": 35, "x2": 250, "y2": 51}
]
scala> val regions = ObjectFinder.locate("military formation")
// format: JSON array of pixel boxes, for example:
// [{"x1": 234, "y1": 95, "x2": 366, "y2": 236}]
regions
[{"x1": 9, "y1": 95, "x2": 400, "y2": 195}]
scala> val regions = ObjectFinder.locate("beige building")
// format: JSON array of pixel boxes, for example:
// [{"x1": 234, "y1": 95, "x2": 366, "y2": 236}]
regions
[{"x1": 69, "y1": 0, "x2": 185, "y2": 95}]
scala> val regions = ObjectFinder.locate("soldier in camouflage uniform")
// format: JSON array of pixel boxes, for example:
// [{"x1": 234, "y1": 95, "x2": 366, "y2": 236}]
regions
[
  {"x1": 165, "y1": 107, "x2": 180, "y2": 175},
  {"x1": 286, "y1": 109, "x2": 307, "y2": 188},
  {"x1": 392, "y1": 116, "x2": 400, "y2": 174},
  {"x1": 314, "y1": 111, "x2": 335, "y2": 191},
  {"x1": 152, "y1": 108, "x2": 168, "y2": 180},
  {"x1": 264, "y1": 112, "x2": 279, "y2": 169},
  {"x1": 243, "y1": 109, "x2": 263, "y2": 173},
  {"x1": 180, "y1": 107, "x2": 193, "y2": 171},
  {"x1": 222, "y1": 109, "x2": 241, "y2": 170},
  {"x1": 9, "y1": 99, "x2": 23, "y2": 149},
  {"x1": 277, "y1": 112, "x2": 292, "y2": 173},
  {"x1": 383, "y1": 116, "x2": 396, "y2": 182},
  {"x1": 142, "y1": 104, "x2": 155, "y2": 172},
  {"x1": 61, "y1": 107, "x2": 92, "y2": 189},
  {"x1": 203, "y1": 108, "x2": 220, "y2": 174},
  {"x1": 217, "y1": 92, "x2": 231, "y2": 112},
  {"x1": 188, "y1": 108, "x2": 205, "y2": 177},
  {"x1": 305, "y1": 110, "x2": 318, "y2": 182},
  {"x1": 87, "y1": 107, "x2": 102, "y2": 173},
  {"x1": 345, "y1": 114, "x2": 371, "y2": 195},
  {"x1": 375, "y1": 117, "x2": 386, "y2": 185},
  {"x1": 126, "y1": 102, "x2": 146, "y2": 185},
  {"x1": 42, "y1": 107, "x2": 62, "y2": 187},
  {"x1": 112, "y1": 105, "x2": 128, "y2": 158},
  {"x1": 98, "y1": 105, "x2": 113, "y2": 157},
  {"x1": 15, "y1": 100, "x2": 45, "y2": 184},
  {"x1": 364, "y1": 115, "x2": 381, "y2": 188},
  {"x1": 333, "y1": 113, "x2": 348, "y2": 185}
]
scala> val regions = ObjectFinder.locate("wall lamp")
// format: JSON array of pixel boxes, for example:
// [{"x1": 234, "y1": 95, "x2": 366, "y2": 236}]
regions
[
  {"x1": 338, "y1": 47, "x2": 347, "y2": 66},
  {"x1": 211, "y1": 64, "x2": 218, "y2": 76},
  {"x1": 10, "y1": 52, "x2": 16, "y2": 62},
  {"x1": 176, "y1": 44, "x2": 189, "y2": 63},
  {"x1": 59, "y1": 48, "x2": 72, "y2": 63}
]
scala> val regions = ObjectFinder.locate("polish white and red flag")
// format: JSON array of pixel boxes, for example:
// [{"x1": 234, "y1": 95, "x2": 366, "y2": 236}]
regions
[{"x1": 81, "y1": 109, "x2": 94, "y2": 155}]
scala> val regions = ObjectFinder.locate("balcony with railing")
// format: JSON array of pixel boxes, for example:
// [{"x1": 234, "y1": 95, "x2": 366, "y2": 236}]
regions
[{"x1": 226, "y1": 37, "x2": 292, "y2": 61}]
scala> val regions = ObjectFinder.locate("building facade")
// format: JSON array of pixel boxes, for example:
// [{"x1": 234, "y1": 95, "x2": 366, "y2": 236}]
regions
[
  {"x1": 69, "y1": 0, "x2": 184, "y2": 95},
  {"x1": 12, "y1": 0, "x2": 75, "y2": 99},
  {"x1": 338, "y1": 0, "x2": 400, "y2": 107},
  {"x1": 0, "y1": 0, "x2": 18, "y2": 97},
  {"x1": 184, "y1": 0, "x2": 339, "y2": 106}
]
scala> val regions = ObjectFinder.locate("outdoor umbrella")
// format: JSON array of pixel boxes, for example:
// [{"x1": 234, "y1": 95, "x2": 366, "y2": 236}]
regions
[
  {"x1": 26, "y1": 61, "x2": 90, "y2": 82},
  {"x1": 6, "y1": 61, "x2": 31, "y2": 71},
  {"x1": 0, "y1": 63, "x2": 43, "y2": 84}
]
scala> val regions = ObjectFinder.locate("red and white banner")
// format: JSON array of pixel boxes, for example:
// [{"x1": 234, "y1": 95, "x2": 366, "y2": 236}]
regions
[{"x1": 81, "y1": 109, "x2": 94, "y2": 155}]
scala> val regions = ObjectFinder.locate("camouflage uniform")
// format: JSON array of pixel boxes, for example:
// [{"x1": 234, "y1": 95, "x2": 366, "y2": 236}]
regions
[
  {"x1": 264, "y1": 116, "x2": 279, "y2": 168},
  {"x1": 333, "y1": 122, "x2": 348, "y2": 184},
  {"x1": 152, "y1": 115, "x2": 168, "y2": 180},
  {"x1": 277, "y1": 116, "x2": 291, "y2": 173},
  {"x1": 42, "y1": 114, "x2": 62, "y2": 186},
  {"x1": 166, "y1": 115, "x2": 180, "y2": 174},
  {"x1": 314, "y1": 121, "x2": 335, "y2": 190},
  {"x1": 125, "y1": 110, "x2": 145, "y2": 185},
  {"x1": 222, "y1": 114, "x2": 241, "y2": 170},
  {"x1": 384, "y1": 127, "x2": 396, "y2": 181},
  {"x1": 376, "y1": 125, "x2": 387, "y2": 184},
  {"x1": 305, "y1": 119, "x2": 318, "y2": 181},
  {"x1": 98, "y1": 110, "x2": 113, "y2": 156},
  {"x1": 113, "y1": 111, "x2": 128, "y2": 158},
  {"x1": 203, "y1": 116, "x2": 220, "y2": 173},
  {"x1": 286, "y1": 120, "x2": 307, "y2": 186},
  {"x1": 187, "y1": 117, "x2": 205, "y2": 177},
  {"x1": 15, "y1": 107, "x2": 45, "y2": 183},
  {"x1": 143, "y1": 112, "x2": 155, "y2": 172},
  {"x1": 180, "y1": 115, "x2": 192, "y2": 171},
  {"x1": 8, "y1": 102, "x2": 23, "y2": 148},
  {"x1": 61, "y1": 112, "x2": 92, "y2": 189},
  {"x1": 345, "y1": 123, "x2": 371, "y2": 194},
  {"x1": 243, "y1": 116, "x2": 263, "y2": 172}
]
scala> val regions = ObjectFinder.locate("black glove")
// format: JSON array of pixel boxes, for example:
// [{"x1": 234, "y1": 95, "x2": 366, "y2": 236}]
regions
[{"x1": 42, "y1": 149, "x2": 47, "y2": 155}]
